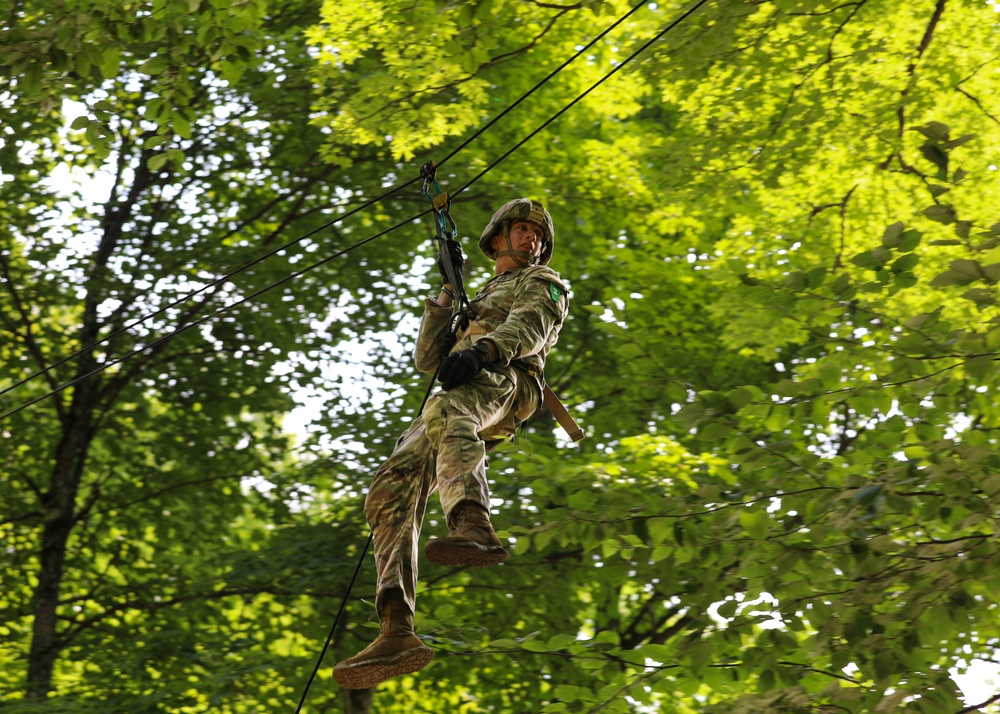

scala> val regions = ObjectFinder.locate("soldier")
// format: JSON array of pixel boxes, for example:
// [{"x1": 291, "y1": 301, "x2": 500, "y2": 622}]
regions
[{"x1": 333, "y1": 198, "x2": 570, "y2": 689}]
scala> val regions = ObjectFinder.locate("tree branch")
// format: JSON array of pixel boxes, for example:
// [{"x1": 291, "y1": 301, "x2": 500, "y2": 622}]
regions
[
  {"x1": 58, "y1": 584, "x2": 308, "y2": 643},
  {"x1": 897, "y1": 0, "x2": 947, "y2": 136},
  {"x1": 353, "y1": 5, "x2": 574, "y2": 126},
  {"x1": 0, "y1": 252, "x2": 67, "y2": 420},
  {"x1": 88, "y1": 470, "x2": 257, "y2": 518},
  {"x1": 787, "y1": 1, "x2": 862, "y2": 17},
  {"x1": 955, "y1": 692, "x2": 1000, "y2": 714},
  {"x1": 955, "y1": 86, "x2": 1000, "y2": 128}
]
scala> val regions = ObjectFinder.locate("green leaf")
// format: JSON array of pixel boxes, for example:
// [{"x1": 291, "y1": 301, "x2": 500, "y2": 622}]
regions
[
  {"x1": 148, "y1": 153, "x2": 169, "y2": 171},
  {"x1": 783, "y1": 271, "x2": 807, "y2": 289},
  {"x1": 142, "y1": 134, "x2": 170, "y2": 150},
  {"x1": 547, "y1": 633, "x2": 578, "y2": 650},
  {"x1": 915, "y1": 121, "x2": 950, "y2": 141},
  {"x1": 930, "y1": 260, "x2": 984, "y2": 287},
  {"x1": 806, "y1": 266, "x2": 827, "y2": 288},
  {"x1": 982, "y1": 474, "x2": 1000, "y2": 497},
  {"x1": 851, "y1": 483, "x2": 883, "y2": 505},
  {"x1": 918, "y1": 141, "x2": 948, "y2": 180},
  {"x1": 965, "y1": 355, "x2": 993, "y2": 380},
  {"x1": 140, "y1": 55, "x2": 170, "y2": 75},
  {"x1": 923, "y1": 204, "x2": 957, "y2": 224},
  {"x1": 945, "y1": 133, "x2": 976, "y2": 150},
  {"x1": 716, "y1": 598, "x2": 739, "y2": 619},
  {"x1": 960, "y1": 288, "x2": 997, "y2": 308},
  {"x1": 172, "y1": 114, "x2": 192, "y2": 139},
  {"x1": 220, "y1": 60, "x2": 245, "y2": 85},
  {"x1": 897, "y1": 229, "x2": 923, "y2": 251},
  {"x1": 890, "y1": 253, "x2": 918, "y2": 273},
  {"x1": 488, "y1": 638, "x2": 519, "y2": 648},
  {"x1": 615, "y1": 343, "x2": 644, "y2": 359},
  {"x1": 739, "y1": 508, "x2": 769, "y2": 540},
  {"x1": 881, "y1": 222, "x2": 904, "y2": 247}
]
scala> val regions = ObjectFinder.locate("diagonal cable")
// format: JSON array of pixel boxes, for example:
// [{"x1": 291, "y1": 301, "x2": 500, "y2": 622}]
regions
[
  {"x1": 0, "y1": 0, "x2": 650, "y2": 406},
  {"x1": 0, "y1": 179, "x2": 419, "y2": 404},
  {"x1": 452, "y1": 0, "x2": 712, "y2": 198},
  {"x1": 0, "y1": 210, "x2": 430, "y2": 421}
]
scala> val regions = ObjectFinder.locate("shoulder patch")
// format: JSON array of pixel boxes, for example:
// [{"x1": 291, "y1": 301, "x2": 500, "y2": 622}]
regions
[
  {"x1": 548, "y1": 282, "x2": 564, "y2": 303},
  {"x1": 524, "y1": 265, "x2": 568, "y2": 291}
]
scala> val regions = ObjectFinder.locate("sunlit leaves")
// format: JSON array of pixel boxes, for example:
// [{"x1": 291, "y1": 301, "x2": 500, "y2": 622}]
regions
[{"x1": 5, "y1": 0, "x2": 1000, "y2": 711}]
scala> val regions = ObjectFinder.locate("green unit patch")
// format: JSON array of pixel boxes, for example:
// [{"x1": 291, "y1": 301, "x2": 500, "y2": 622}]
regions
[{"x1": 548, "y1": 283, "x2": 564, "y2": 302}]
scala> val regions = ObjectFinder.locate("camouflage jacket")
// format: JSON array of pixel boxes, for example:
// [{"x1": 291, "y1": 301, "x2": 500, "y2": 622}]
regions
[{"x1": 414, "y1": 265, "x2": 569, "y2": 389}]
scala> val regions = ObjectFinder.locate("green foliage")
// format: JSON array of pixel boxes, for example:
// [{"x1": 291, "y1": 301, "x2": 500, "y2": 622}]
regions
[{"x1": 3, "y1": 0, "x2": 1000, "y2": 712}]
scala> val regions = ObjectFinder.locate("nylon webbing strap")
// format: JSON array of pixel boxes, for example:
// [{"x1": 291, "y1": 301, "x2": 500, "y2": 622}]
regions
[
  {"x1": 543, "y1": 385, "x2": 585, "y2": 442},
  {"x1": 420, "y1": 161, "x2": 474, "y2": 324}
]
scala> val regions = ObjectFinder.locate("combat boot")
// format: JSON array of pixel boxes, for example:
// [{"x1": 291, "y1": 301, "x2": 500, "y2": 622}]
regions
[
  {"x1": 332, "y1": 592, "x2": 434, "y2": 689},
  {"x1": 424, "y1": 501, "x2": 509, "y2": 567}
]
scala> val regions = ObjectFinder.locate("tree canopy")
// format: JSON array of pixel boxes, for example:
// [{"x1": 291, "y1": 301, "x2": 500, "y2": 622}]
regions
[{"x1": 2, "y1": 0, "x2": 1000, "y2": 712}]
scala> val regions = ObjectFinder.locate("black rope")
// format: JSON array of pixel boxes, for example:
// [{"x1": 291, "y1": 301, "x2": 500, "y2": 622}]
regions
[
  {"x1": 1, "y1": 0, "x2": 647, "y2": 408},
  {"x1": 433, "y1": 0, "x2": 650, "y2": 168},
  {"x1": 0, "y1": 209, "x2": 430, "y2": 421},
  {"x1": 293, "y1": 530, "x2": 372, "y2": 714},
  {"x1": 451, "y1": 0, "x2": 713, "y2": 199},
  {"x1": 0, "y1": 178, "x2": 421, "y2": 405},
  {"x1": 293, "y1": 346, "x2": 448, "y2": 713}
]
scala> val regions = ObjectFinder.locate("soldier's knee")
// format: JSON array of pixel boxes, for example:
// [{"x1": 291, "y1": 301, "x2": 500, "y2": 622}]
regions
[{"x1": 423, "y1": 397, "x2": 460, "y2": 445}]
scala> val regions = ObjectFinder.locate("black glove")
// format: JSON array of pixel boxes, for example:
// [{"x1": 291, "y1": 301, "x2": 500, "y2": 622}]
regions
[
  {"x1": 436, "y1": 240, "x2": 464, "y2": 285},
  {"x1": 438, "y1": 343, "x2": 490, "y2": 390}
]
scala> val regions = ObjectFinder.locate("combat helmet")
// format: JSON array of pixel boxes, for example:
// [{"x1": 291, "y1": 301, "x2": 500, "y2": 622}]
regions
[{"x1": 479, "y1": 198, "x2": 555, "y2": 266}]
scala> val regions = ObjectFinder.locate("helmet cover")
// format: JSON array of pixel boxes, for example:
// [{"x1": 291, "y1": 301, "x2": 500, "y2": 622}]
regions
[{"x1": 478, "y1": 198, "x2": 554, "y2": 266}]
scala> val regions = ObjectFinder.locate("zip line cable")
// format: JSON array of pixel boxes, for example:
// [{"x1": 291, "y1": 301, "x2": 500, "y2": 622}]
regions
[
  {"x1": 0, "y1": 0, "x2": 649, "y2": 408},
  {"x1": 294, "y1": 531, "x2": 372, "y2": 714},
  {"x1": 432, "y1": 0, "x2": 650, "y2": 168},
  {"x1": 0, "y1": 179, "x2": 419, "y2": 404},
  {"x1": 293, "y1": 369, "x2": 443, "y2": 714},
  {"x1": 0, "y1": 210, "x2": 429, "y2": 421},
  {"x1": 450, "y1": 0, "x2": 712, "y2": 201},
  {"x1": 0, "y1": 0, "x2": 710, "y2": 425}
]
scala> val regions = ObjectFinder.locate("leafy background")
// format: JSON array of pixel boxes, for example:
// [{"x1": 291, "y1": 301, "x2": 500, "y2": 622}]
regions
[{"x1": 2, "y1": 0, "x2": 1000, "y2": 711}]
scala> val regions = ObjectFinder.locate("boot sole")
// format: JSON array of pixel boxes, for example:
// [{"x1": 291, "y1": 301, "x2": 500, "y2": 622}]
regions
[
  {"x1": 424, "y1": 540, "x2": 509, "y2": 567},
  {"x1": 333, "y1": 645, "x2": 434, "y2": 690}
]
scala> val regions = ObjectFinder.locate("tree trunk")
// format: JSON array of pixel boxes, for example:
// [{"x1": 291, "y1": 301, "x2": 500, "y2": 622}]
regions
[
  {"x1": 24, "y1": 168, "x2": 135, "y2": 696},
  {"x1": 345, "y1": 688, "x2": 373, "y2": 714},
  {"x1": 25, "y1": 402, "x2": 96, "y2": 697}
]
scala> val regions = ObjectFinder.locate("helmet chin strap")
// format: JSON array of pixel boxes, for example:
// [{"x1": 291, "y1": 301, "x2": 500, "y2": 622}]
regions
[{"x1": 495, "y1": 230, "x2": 539, "y2": 267}]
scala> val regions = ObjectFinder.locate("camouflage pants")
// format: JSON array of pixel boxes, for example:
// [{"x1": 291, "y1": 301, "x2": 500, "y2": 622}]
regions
[{"x1": 365, "y1": 367, "x2": 537, "y2": 614}]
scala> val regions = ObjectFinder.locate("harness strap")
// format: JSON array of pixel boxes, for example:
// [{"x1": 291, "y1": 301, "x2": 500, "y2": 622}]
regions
[
  {"x1": 509, "y1": 359, "x2": 585, "y2": 442},
  {"x1": 542, "y1": 385, "x2": 585, "y2": 442},
  {"x1": 495, "y1": 232, "x2": 538, "y2": 267},
  {"x1": 457, "y1": 320, "x2": 490, "y2": 341}
]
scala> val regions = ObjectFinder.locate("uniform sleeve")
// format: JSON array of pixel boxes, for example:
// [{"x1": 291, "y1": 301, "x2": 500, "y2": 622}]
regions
[
  {"x1": 413, "y1": 298, "x2": 453, "y2": 374},
  {"x1": 484, "y1": 275, "x2": 568, "y2": 367}
]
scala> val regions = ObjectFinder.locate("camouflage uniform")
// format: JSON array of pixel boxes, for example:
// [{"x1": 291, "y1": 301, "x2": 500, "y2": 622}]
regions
[{"x1": 365, "y1": 264, "x2": 569, "y2": 613}]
